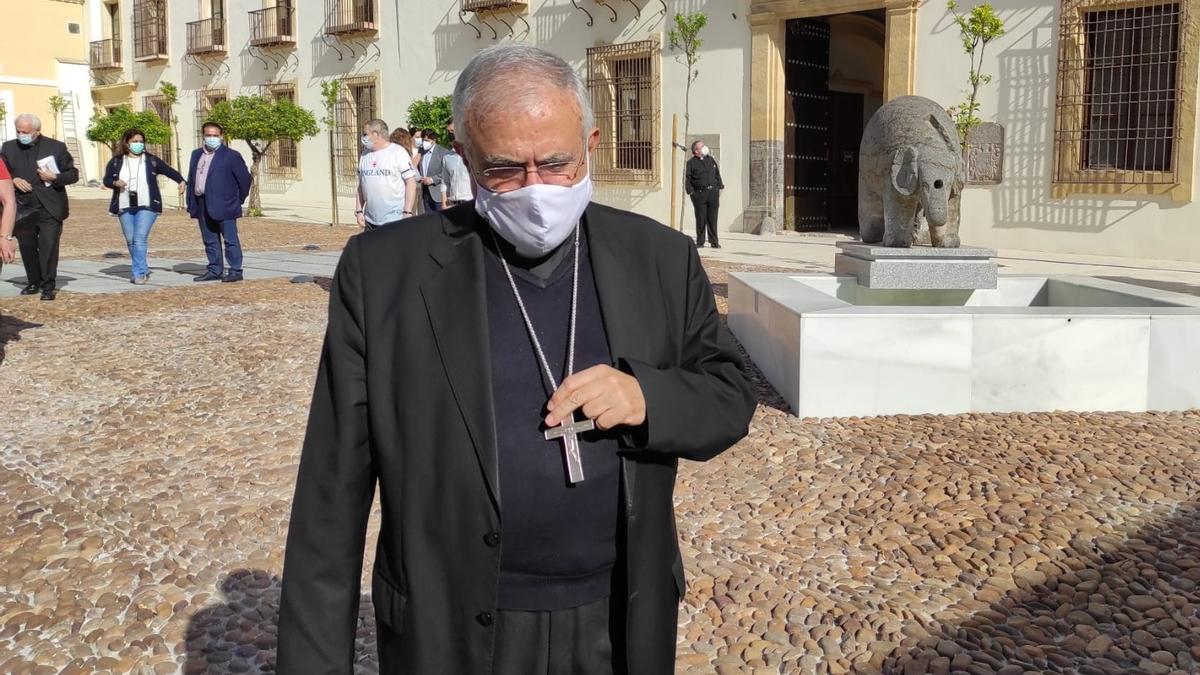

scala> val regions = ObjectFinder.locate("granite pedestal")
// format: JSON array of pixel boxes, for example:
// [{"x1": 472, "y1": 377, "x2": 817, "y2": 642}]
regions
[{"x1": 834, "y1": 242, "x2": 998, "y2": 290}]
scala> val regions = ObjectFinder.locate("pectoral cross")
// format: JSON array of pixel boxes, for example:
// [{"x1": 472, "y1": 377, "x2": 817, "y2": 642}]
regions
[{"x1": 544, "y1": 414, "x2": 595, "y2": 484}]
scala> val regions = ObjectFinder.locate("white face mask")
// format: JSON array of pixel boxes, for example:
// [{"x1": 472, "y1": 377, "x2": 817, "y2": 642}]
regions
[
  {"x1": 475, "y1": 164, "x2": 594, "y2": 259},
  {"x1": 422, "y1": 140, "x2": 434, "y2": 151},
  {"x1": 700, "y1": 146, "x2": 710, "y2": 157}
]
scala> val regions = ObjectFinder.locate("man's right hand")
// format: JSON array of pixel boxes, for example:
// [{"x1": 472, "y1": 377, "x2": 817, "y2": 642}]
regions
[
  {"x1": 113, "y1": 179, "x2": 127, "y2": 190},
  {"x1": 12, "y1": 178, "x2": 32, "y2": 193},
  {"x1": 0, "y1": 239, "x2": 15, "y2": 264},
  {"x1": 355, "y1": 212, "x2": 366, "y2": 227}
]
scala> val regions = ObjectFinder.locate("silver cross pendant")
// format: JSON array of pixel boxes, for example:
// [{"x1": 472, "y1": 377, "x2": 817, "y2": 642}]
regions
[{"x1": 544, "y1": 414, "x2": 595, "y2": 484}]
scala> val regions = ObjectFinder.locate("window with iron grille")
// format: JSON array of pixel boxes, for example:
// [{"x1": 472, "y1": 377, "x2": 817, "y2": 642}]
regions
[
  {"x1": 267, "y1": 83, "x2": 300, "y2": 177},
  {"x1": 142, "y1": 95, "x2": 172, "y2": 165},
  {"x1": 132, "y1": 0, "x2": 168, "y2": 60},
  {"x1": 335, "y1": 76, "x2": 378, "y2": 180},
  {"x1": 587, "y1": 41, "x2": 661, "y2": 186},
  {"x1": 195, "y1": 89, "x2": 227, "y2": 145},
  {"x1": 1053, "y1": 0, "x2": 1198, "y2": 199}
]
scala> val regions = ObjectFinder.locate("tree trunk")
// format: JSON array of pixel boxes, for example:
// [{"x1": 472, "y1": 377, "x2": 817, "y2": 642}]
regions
[
  {"x1": 328, "y1": 128, "x2": 339, "y2": 226},
  {"x1": 678, "y1": 66, "x2": 694, "y2": 231},
  {"x1": 172, "y1": 118, "x2": 184, "y2": 210},
  {"x1": 249, "y1": 149, "x2": 264, "y2": 216}
]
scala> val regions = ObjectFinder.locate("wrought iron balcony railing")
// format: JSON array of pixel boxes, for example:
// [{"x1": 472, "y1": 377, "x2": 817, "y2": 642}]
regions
[
  {"x1": 250, "y1": 6, "x2": 295, "y2": 46},
  {"x1": 186, "y1": 18, "x2": 227, "y2": 55},
  {"x1": 89, "y1": 38, "x2": 122, "y2": 70}
]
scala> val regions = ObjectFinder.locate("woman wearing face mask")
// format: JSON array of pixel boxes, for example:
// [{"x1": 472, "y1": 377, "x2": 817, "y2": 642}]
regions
[{"x1": 103, "y1": 128, "x2": 187, "y2": 284}]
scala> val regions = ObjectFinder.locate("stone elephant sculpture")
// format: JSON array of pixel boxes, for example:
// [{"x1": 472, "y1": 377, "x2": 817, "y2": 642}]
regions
[{"x1": 858, "y1": 96, "x2": 965, "y2": 248}]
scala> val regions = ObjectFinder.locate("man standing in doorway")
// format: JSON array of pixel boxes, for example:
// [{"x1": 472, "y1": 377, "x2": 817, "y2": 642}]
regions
[
  {"x1": 356, "y1": 119, "x2": 418, "y2": 230},
  {"x1": 0, "y1": 113, "x2": 78, "y2": 301},
  {"x1": 187, "y1": 122, "x2": 251, "y2": 283},
  {"x1": 685, "y1": 140, "x2": 723, "y2": 249},
  {"x1": 277, "y1": 44, "x2": 756, "y2": 674},
  {"x1": 416, "y1": 128, "x2": 447, "y2": 213}
]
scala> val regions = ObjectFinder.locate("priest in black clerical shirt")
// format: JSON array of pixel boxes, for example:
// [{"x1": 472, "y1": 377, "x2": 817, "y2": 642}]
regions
[{"x1": 277, "y1": 44, "x2": 757, "y2": 675}]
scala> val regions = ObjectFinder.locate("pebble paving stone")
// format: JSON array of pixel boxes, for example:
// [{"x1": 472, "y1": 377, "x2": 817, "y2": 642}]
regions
[{"x1": 0, "y1": 260, "x2": 1198, "y2": 674}]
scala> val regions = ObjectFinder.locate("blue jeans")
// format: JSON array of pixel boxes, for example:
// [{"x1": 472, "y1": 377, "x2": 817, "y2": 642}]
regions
[
  {"x1": 119, "y1": 208, "x2": 158, "y2": 279},
  {"x1": 197, "y1": 199, "x2": 243, "y2": 275}
]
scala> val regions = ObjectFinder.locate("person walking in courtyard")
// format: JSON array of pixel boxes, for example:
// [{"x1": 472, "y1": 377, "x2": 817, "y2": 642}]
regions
[
  {"x1": 103, "y1": 128, "x2": 187, "y2": 284},
  {"x1": 356, "y1": 119, "x2": 418, "y2": 231},
  {"x1": 416, "y1": 128, "x2": 448, "y2": 213},
  {"x1": 277, "y1": 44, "x2": 756, "y2": 674},
  {"x1": 685, "y1": 140, "x2": 723, "y2": 249},
  {"x1": 186, "y1": 122, "x2": 251, "y2": 283},
  {"x1": 440, "y1": 121, "x2": 473, "y2": 208},
  {"x1": 0, "y1": 113, "x2": 78, "y2": 301}
]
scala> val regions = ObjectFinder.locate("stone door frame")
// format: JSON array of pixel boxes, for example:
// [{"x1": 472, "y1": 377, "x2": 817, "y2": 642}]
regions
[{"x1": 745, "y1": 0, "x2": 919, "y2": 233}]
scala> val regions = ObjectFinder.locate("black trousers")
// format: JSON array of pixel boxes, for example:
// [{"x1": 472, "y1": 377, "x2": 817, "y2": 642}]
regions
[
  {"x1": 15, "y1": 207, "x2": 63, "y2": 289},
  {"x1": 691, "y1": 189, "x2": 720, "y2": 246},
  {"x1": 493, "y1": 595, "x2": 616, "y2": 675}
]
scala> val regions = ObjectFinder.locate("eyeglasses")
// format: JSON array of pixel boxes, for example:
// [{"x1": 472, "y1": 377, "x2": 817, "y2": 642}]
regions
[{"x1": 474, "y1": 150, "x2": 586, "y2": 194}]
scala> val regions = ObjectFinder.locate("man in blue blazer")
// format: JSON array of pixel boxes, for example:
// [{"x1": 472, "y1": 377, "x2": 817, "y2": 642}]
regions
[{"x1": 187, "y1": 122, "x2": 252, "y2": 282}]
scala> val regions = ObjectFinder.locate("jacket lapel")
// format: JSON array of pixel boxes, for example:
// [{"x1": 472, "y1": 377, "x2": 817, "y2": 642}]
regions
[
  {"x1": 420, "y1": 211, "x2": 502, "y2": 511},
  {"x1": 585, "y1": 205, "x2": 642, "y2": 363}
]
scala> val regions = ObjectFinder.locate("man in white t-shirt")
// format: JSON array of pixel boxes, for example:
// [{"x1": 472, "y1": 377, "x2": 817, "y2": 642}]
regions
[{"x1": 356, "y1": 119, "x2": 418, "y2": 230}]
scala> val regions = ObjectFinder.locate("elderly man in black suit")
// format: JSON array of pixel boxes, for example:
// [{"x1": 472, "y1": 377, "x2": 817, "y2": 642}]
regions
[
  {"x1": 277, "y1": 44, "x2": 756, "y2": 674},
  {"x1": 0, "y1": 113, "x2": 78, "y2": 301}
]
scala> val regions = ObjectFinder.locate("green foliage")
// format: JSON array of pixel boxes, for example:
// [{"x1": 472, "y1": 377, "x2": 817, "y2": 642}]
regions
[
  {"x1": 668, "y1": 12, "x2": 707, "y2": 84},
  {"x1": 159, "y1": 82, "x2": 179, "y2": 108},
  {"x1": 48, "y1": 94, "x2": 68, "y2": 137},
  {"x1": 406, "y1": 95, "x2": 453, "y2": 145},
  {"x1": 946, "y1": 0, "x2": 1006, "y2": 142},
  {"x1": 205, "y1": 95, "x2": 319, "y2": 215},
  {"x1": 320, "y1": 80, "x2": 341, "y2": 129},
  {"x1": 0, "y1": 101, "x2": 7, "y2": 128},
  {"x1": 205, "y1": 95, "x2": 319, "y2": 158},
  {"x1": 86, "y1": 106, "x2": 171, "y2": 155}
]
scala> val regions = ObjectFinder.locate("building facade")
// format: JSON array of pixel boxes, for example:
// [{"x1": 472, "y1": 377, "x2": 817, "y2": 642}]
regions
[
  {"x1": 74, "y1": 0, "x2": 1200, "y2": 262},
  {"x1": 82, "y1": 0, "x2": 750, "y2": 230},
  {"x1": 1, "y1": 0, "x2": 100, "y2": 181},
  {"x1": 746, "y1": 0, "x2": 1200, "y2": 262}
]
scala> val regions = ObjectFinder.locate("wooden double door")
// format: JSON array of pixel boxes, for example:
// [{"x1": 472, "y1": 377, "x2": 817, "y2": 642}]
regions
[{"x1": 784, "y1": 18, "x2": 864, "y2": 232}]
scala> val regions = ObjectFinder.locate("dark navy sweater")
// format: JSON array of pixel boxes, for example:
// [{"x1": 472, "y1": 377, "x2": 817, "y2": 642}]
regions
[{"x1": 483, "y1": 231, "x2": 621, "y2": 611}]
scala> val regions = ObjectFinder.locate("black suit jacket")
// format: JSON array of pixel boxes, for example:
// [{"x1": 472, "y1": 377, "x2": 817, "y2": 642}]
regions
[
  {"x1": 0, "y1": 136, "x2": 79, "y2": 221},
  {"x1": 277, "y1": 202, "x2": 756, "y2": 673}
]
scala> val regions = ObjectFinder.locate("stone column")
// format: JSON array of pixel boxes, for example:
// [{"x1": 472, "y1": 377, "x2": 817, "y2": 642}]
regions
[
  {"x1": 745, "y1": 12, "x2": 786, "y2": 234},
  {"x1": 883, "y1": 0, "x2": 918, "y2": 101}
]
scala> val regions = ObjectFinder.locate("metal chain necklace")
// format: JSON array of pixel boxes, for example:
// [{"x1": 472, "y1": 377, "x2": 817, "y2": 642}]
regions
[{"x1": 489, "y1": 224, "x2": 594, "y2": 484}]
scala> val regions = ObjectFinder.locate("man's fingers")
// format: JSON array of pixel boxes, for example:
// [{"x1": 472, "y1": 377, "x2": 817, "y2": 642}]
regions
[
  {"x1": 546, "y1": 381, "x2": 602, "y2": 426},
  {"x1": 548, "y1": 366, "x2": 610, "y2": 410}
]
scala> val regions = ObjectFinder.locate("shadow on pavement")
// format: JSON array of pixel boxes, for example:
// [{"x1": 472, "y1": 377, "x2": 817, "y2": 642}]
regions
[
  {"x1": 184, "y1": 569, "x2": 377, "y2": 674},
  {"x1": 878, "y1": 501, "x2": 1200, "y2": 674},
  {"x1": 0, "y1": 315, "x2": 43, "y2": 366}
]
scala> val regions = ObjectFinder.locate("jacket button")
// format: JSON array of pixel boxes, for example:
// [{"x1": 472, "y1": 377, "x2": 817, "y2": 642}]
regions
[
  {"x1": 483, "y1": 532, "x2": 501, "y2": 547},
  {"x1": 476, "y1": 611, "x2": 494, "y2": 627}
]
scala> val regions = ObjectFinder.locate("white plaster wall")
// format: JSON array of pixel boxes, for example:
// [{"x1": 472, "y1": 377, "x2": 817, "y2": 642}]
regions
[
  {"x1": 914, "y1": 1, "x2": 1200, "y2": 263},
  {"x1": 57, "y1": 62, "x2": 100, "y2": 184},
  {"x1": 117, "y1": 0, "x2": 751, "y2": 232}
]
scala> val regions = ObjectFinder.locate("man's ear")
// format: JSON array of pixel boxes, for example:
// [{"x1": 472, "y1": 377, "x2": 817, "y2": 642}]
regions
[{"x1": 587, "y1": 127, "x2": 600, "y2": 155}]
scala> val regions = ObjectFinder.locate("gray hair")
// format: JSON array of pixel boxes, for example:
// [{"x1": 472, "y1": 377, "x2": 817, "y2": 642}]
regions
[
  {"x1": 14, "y1": 113, "x2": 42, "y2": 131},
  {"x1": 363, "y1": 118, "x2": 388, "y2": 136},
  {"x1": 452, "y1": 45, "x2": 594, "y2": 151}
]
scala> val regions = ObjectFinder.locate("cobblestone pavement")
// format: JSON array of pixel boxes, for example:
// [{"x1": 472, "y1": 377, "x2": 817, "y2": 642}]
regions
[
  {"x1": 24, "y1": 199, "x2": 357, "y2": 262},
  {"x1": 0, "y1": 262, "x2": 1197, "y2": 674}
]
